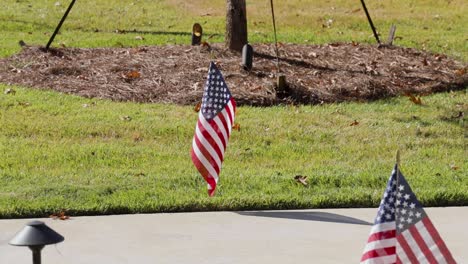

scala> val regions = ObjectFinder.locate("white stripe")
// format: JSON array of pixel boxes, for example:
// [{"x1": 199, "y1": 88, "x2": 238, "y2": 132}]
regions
[
  {"x1": 360, "y1": 255, "x2": 396, "y2": 264},
  {"x1": 195, "y1": 126, "x2": 222, "y2": 170},
  {"x1": 192, "y1": 137, "x2": 218, "y2": 181},
  {"x1": 225, "y1": 100, "x2": 235, "y2": 134},
  {"x1": 416, "y1": 221, "x2": 447, "y2": 264},
  {"x1": 213, "y1": 115, "x2": 228, "y2": 146},
  {"x1": 199, "y1": 114, "x2": 225, "y2": 154},
  {"x1": 396, "y1": 239, "x2": 411, "y2": 264},
  {"x1": 369, "y1": 222, "x2": 395, "y2": 235},
  {"x1": 363, "y1": 238, "x2": 396, "y2": 255},
  {"x1": 402, "y1": 228, "x2": 429, "y2": 263}
]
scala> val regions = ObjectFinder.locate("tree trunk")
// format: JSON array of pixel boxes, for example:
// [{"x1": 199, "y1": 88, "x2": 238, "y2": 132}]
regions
[{"x1": 225, "y1": 0, "x2": 247, "y2": 52}]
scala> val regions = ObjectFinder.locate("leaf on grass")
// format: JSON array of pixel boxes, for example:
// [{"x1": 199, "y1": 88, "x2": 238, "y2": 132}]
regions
[
  {"x1": 50, "y1": 211, "x2": 70, "y2": 220},
  {"x1": 120, "y1": 115, "x2": 132, "y2": 121},
  {"x1": 132, "y1": 132, "x2": 143, "y2": 142},
  {"x1": 350, "y1": 120, "x2": 359, "y2": 126},
  {"x1": 404, "y1": 92, "x2": 422, "y2": 105},
  {"x1": 194, "y1": 102, "x2": 201, "y2": 112},
  {"x1": 135, "y1": 36, "x2": 144, "y2": 40},
  {"x1": 4, "y1": 88, "x2": 16, "y2": 95},
  {"x1": 232, "y1": 123, "x2": 241, "y2": 131},
  {"x1": 450, "y1": 164, "x2": 459, "y2": 170},
  {"x1": 294, "y1": 175, "x2": 308, "y2": 186},
  {"x1": 451, "y1": 111, "x2": 464, "y2": 119}
]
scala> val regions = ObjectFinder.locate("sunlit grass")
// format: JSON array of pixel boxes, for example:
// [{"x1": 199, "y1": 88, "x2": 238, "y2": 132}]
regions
[{"x1": 0, "y1": 0, "x2": 466, "y2": 218}]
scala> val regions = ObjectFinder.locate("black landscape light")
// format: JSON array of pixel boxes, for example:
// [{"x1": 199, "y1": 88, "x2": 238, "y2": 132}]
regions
[
  {"x1": 242, "y1": 43, "x2": 253, "y2": 71},
  {"x1": 9, "y1": 220, "x2": 64, "y2": 264},
  {"x1": 192, "y1": 23, "x2": 203, "y2": 45}
]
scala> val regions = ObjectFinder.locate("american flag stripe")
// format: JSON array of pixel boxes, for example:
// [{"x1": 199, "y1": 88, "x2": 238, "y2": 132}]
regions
[
  {"x1": 422, "y1": 218, "x2": 456, "y2": 263},
  {"x1": 409, "y1": 223, "x2": 438, "y2": 263},
  {"x1": 416, "y1": 220, "x2": 447, "y2": 263},
  {"x1": 367, "y1": 229, "x2": 396, "y2": 242},
  {"x1": 198, "y1": 115, "x2": 226, "y2": 154},
  {"x1": 397, "y1": 233, "x2": 419, "y2": 263},
  {"x1": 213, "y1": 116, "x2": 229, "y2": 147},
  {"x1": 195, "y1": 121, "x2": 223, "y2": 167},
  {"x1": 193, "y1": 131, "x2": 221, "y2": 174},
  {"x1": 196, "y1": 120, "x2": 224, "y2": 160},
  {"x1": 191, "y1": 139, "x2": 219, "y2": 181},
  {"x1": 403, "y1": 227, "x2": 429, "y2": 263},
  {"x1": 363, "y1": 238, "x2": 396, "y2": 253}
]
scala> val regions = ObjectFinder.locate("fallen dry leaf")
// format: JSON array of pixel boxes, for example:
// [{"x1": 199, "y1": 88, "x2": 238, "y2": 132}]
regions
[
  {"x1": 350, "y1": 120, "x2": 359, "y2": 126},
  {"x1": 50, "y1": 211, "x2": 70, "y2": 220},
  {"x1": 232, "y1": 123, "x2": 241, "y2": 131},
  {"x1": 4, "y1": 88, "x2": 16, "y2": 95},
  {"x1": 404, "y1": 92, "x2": 422, "y2": 105},
  {"x1": 294, "y1": 175, "x2": 308, "y2": 186},
  {"x1": 194, "y1": 102, "x2": 201, "y2": 112},
  {"x1": 125, "y1": 71, "x2": 141, "y2": 79}
]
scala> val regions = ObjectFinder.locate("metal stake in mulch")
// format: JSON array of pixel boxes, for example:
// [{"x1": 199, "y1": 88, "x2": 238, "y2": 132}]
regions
[
  {"x1": 9, "y1": 220, "x2": 65, "y2": 264},
  {"x1": 45, "y1": 0, "x2": 77, "y2": 50},
  {"x1": 269, "y1": 0, "x2": 286, "y2": 92},
  {"x1": 359, "y1": 0, "x2": 381, "y2": 45}
]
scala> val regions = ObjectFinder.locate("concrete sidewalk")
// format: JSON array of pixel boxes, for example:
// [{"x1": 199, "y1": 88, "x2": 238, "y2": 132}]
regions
[{"x1": 1, "y1": 207, "x2": 466, "y2": 264}]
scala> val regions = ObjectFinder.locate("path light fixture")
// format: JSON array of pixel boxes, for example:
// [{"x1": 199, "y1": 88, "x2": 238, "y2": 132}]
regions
[
  {"x1": 242, "y1": 43, "x2": 253, "y2": 71},
  {"x1": 192, "y1": 23, "x2": 203, "y2": 45},
  {"x1": 9, "y1": 220, "x2": 64, "y2": 264}
]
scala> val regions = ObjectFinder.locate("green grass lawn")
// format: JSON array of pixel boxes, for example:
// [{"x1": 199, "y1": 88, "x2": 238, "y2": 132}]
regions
[{"x1": 0, "y1": 0, "x2": 467, "y2": 218}]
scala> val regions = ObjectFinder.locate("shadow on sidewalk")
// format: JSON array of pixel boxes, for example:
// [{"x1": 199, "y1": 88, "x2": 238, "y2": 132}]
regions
[{"x1": 236, "y1": 211, "x2": 372, "y2": 226}]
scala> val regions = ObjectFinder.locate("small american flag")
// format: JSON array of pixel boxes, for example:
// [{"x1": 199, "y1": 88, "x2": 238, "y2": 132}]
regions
[
  {"x1": 191, "y1": 62, "x2": 236, "y2": 196},
  {"x1": 360, "y1": 164, "x2": 456, "y2": 264}
]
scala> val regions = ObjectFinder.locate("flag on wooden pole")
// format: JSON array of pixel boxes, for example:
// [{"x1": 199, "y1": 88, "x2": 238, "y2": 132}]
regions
[
  {"x1": 191, "y1": 62, "x2": 236, "y2": 196},
  {"x1": 360, "y1": 164, "x2": 456, "y2": 263}
]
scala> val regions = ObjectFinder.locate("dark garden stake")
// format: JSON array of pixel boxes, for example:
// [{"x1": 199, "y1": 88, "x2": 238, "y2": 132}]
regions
[
  {"x1": 359, "y1": 0, "x2": 381, "y2": 44},
  {"x1": 45, "y1": 0, "x2": 77, "y2": 50}
]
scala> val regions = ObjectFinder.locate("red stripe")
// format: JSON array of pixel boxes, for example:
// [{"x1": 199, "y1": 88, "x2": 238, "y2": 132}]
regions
[
  {"x1": 216, "y1": 112, "x2": 230, "y2": 145},
  {"x1": 367, "y1": 230, "x2": 396, "y2": 242},
  {"x1": 409, "y1": 224, "x2": 437, "y2": 263},
  {"x1": 197, "y1": 121, "x2": 224, "y2": 161},
  {"x1": 422, "y1": 218, "x2": 456, "y2": 263},
  {"x1": 361, "y1": 247, "x2": 395, "y2": 261},
  {"x1": 396, "y1": 255, "x2": 402, "y2": 263},
  {"x1": 397, "y1": 233, "x2": 419, "y2": 263},
  {"x1": 205, "y1": 118, "x2": 227, "y2": 150},
  {"x1": 194, "y1": 133, "x2": 220, "y2": 175},
  {"x1": 190, "y1": 148, "x2": 212, "y2": 183}
]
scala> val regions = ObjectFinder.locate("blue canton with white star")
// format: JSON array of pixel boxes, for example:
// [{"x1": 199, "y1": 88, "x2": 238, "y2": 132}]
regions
[
  {"x1": 375, "y1": 165, "x2": 427, "y2": 233},
  {"x1": 201, "y1": 62, "x2": 232, "y2": 120}
]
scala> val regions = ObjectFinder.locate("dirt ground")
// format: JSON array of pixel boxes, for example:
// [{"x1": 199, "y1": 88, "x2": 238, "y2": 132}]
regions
[{"x1": 0, "y1": 43, "x2": 466, "y2": 106}]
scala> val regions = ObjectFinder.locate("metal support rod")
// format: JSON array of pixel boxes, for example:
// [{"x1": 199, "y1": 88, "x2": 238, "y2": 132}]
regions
[
  {"x1": 359, "y1": 0, "x2": 380, "y2": 44},
  {"x1": 30, "y1": 246, "x2": 44, "y2": 264},
  {"x1": 269, "y1": 0, "x2": 280, "y2": 73},
  {"x1": 45, "y1": 0, "x2": 77, "y2": 50}
]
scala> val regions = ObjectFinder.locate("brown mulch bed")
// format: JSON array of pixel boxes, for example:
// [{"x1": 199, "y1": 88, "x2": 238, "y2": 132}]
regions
[{"x1": 0, "y1": 43, "x2": 466, "y2": 106}]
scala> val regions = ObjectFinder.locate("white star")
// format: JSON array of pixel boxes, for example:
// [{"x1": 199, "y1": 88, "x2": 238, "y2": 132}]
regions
[
  {"x1": 396, "y1": 200, "x2": 401, "y2": 206},
  {"x1": 416, "y1": 212, "x2": 422, "y2": 218},
  {"x1": 410, "y1": 203, "x2": 416, "y2": 209},
  {"x1": 407, "y1": 217, "x2": 413, "y2": 223},
  {"x1": 397, "y1": 192, "x2": 402, "y2": 198},
  {"x1": 390, "y1": 208, "x2": 395, "y2": 213},
  {"x1": 385, "y1": 214, "x2": 392, "y2": 219},
  {"x1": 389, "y1": 197, "x2": 394, "y2": 203},
  {"x1": 403, "y1": 201, "x2": 408, "y2": 207},
  {"x1": 409, "y1": 211, "x2": 414, "y2": 217},
  {"x1": 401, "y1": 209, "x2": 407, "y2": 215},
  {"x1": 399, "y1": 185, "x2": 405, "y2": 191},
  {"x1": 404, "y1": 194, "x2": 410, "y2": 200},
  {"x1": 398, "y1": 223, "x2": 404, "y2": 229}
]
